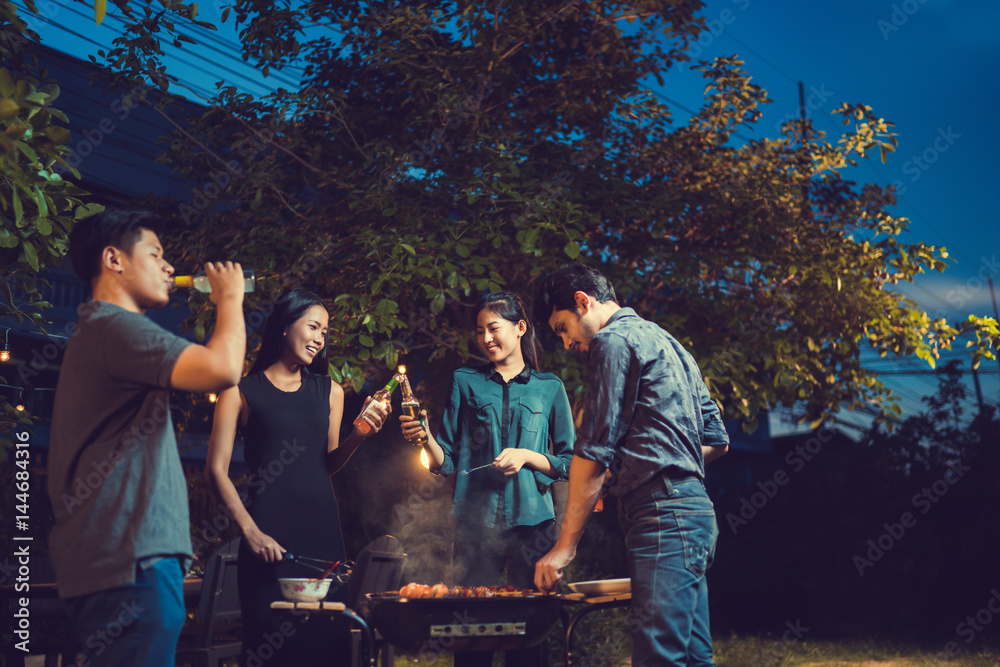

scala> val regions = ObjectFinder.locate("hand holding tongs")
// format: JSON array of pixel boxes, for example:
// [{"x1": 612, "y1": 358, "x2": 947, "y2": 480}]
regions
[
  {"x1": 459, "y1": 462, "x2": 494, "y2": 476},
  {"x1": 283, "y1": 553, "x2": 351, "y2": 581}
]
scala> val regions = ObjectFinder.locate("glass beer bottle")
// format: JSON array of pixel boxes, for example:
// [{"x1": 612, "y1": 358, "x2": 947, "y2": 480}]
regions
[
  {"x1": 353, "y1": 376, "x2": 399, "y2": 435},
  {"x1": 397, "y1": 366, "x2": 427, "y2": 446},
  {"x1": 172, "y1": 269, "x2": 256, "y2": 293}
]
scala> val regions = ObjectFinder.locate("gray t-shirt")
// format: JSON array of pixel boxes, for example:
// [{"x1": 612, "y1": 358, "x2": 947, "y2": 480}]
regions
[{"x1": 48, "y1": 300, "x2": 192, "y2": 598}]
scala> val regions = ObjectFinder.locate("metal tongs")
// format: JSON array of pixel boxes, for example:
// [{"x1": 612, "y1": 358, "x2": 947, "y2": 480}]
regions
[
  {"x1": 459, "y1": 462, "x2": 495, "y2": 476},
  {"x1": 283, "y1": 553, "x2": 354, "y2": 583}
]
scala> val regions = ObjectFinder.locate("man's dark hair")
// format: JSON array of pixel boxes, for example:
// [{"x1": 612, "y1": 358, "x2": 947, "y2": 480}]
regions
[
  {"x1": 532, "y1": 263, "x2": 619, "y2": 324},
  {"x1": 68, "y1": 208, "x2": 163, "y2": 287}
]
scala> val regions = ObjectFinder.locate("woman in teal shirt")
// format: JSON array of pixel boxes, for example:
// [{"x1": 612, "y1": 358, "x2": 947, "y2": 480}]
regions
[{"x1": 401, "y1": 291, "x2": 574, "y2": 666}]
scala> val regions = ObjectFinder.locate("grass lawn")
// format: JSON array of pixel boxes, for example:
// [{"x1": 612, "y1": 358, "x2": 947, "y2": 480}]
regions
[
  {"x1": 388, "y1": 635, "x2": 1000, "y2": 666},
  {"x1": 713, "y1": 635, "x2": 1000, "y2": 666}
]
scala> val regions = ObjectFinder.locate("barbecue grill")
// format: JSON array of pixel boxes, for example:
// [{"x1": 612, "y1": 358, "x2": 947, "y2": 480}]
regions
[{"x1": 365, "y1": 592, "x2": 564, "y2": 654}]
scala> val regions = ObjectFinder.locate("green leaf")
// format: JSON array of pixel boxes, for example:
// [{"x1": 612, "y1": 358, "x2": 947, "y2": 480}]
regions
[
  {"x1": 430, "y1": 292, "x2": 446, "y2": 313},
  {"x1": 15, "y1": 141, "x2": 38, "y2": 164},
  {"x1": 75, "y1": 202, "x2": 104, "y2": 219},
  {"x1": 0, "y1": 69, "x2": 14, "y2": 97},
  {"x1": 564, "y1": 240, "x2": 580, "y2": 259},
  {"x1": 22, "y1": 243, "x2": 39, "y2": 271},
  {"x1": 33, "y1": 187, "x2": 48, "y2": 216},
  {"x1": 359, "y1": 334, "x2": 374, "y2": 347},
  {"x1": 12, "y1": 191, "x2": 23, "y2": 223},
  {"x1": 45, "y1": 126, "x2": 71, "y2": 145},
  {"x1": 34, "y1": 217, "x2": 52, "y2": 235},
  {"x1": 0, "y1": 98, "x2": 19, "y2": 120}
]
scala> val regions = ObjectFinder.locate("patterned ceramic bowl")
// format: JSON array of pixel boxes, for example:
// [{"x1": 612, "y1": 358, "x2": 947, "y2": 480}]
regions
[{"x1": 278, "y1": 578, "x2": 331, "y2": 602}]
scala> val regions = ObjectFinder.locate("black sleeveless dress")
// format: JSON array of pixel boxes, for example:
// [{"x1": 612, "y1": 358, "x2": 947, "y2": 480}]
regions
[{"x1": 237, "y1": 370, "x2": 350, "y2": 665}]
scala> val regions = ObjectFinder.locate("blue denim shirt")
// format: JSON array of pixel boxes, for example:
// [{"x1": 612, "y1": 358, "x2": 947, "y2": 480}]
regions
[
  {"x1": 576, "y1": 308, "x2": 729, "y2": 497},
  {"x1": 434, "y1": 364, "x2": 575, "y2": 529}
]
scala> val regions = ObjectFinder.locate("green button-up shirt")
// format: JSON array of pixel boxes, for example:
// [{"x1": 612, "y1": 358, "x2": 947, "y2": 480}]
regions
[{"x1": 434, "y1": 364, "x2": 575, "y2": 529}]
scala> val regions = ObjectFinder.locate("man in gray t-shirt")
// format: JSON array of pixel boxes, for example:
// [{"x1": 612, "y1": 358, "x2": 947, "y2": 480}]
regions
[{"x1": 48, "y1": 208, "x2": 247, "y2": 667}]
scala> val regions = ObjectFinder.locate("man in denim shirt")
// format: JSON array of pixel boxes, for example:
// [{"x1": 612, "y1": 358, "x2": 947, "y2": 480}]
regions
[{"x1": 533, "y1": 263, "x2": 729, "y2": 666}]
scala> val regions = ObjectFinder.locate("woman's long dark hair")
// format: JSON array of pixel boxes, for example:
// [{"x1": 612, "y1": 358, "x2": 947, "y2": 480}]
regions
[
  {"x1": 249, "y1": 288, "x2": 329, "y2": 376},
  {"x1": 476, "y1": 291, "x2": 539, "y2": 370}
]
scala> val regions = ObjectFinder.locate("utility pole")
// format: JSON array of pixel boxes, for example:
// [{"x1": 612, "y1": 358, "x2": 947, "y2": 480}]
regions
[
  {"x1": 990, "y1": 275, "x2": 1000, "y2": 386},
  {"x1": 799, "y1": 82, "x2": 810, "y2": 214},
  {"x1": 971, "y1": 364, "x2": 985, "y2": 413}
]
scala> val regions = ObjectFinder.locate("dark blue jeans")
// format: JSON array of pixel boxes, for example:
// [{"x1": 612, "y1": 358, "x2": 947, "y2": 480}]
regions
[
  {"x1": 65, "y1": 557, "x2": 185, "y2": 667},
  {"x1": 618, "y1": 476, "x2": 718, "y2": 666}
]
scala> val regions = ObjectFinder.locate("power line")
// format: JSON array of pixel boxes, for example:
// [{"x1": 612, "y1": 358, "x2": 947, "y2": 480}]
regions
[{"x1": 16, "y1": 0, "x2": 296, "y2": 99}]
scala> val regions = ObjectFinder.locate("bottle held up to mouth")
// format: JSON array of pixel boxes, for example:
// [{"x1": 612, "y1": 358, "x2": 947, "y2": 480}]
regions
[{"x1": 172, "y1": 269, "x2": 256, "y2": 293}]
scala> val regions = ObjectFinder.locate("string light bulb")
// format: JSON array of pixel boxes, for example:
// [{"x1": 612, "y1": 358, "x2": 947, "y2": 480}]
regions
[
  {"x1": 208, "y1": 393, "x2": 218, "y2": 403},
  {"x1": 419, "y1": 448, "x2": 430, "y2": 470},
  {"x1": 1, "y1": 328, "x2": 9, "y2": 362}
]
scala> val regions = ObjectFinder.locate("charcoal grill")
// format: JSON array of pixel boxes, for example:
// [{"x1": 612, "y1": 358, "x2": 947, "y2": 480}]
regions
[{"x1": 365, "y1": 592, "x2": 563, "y2": 654}]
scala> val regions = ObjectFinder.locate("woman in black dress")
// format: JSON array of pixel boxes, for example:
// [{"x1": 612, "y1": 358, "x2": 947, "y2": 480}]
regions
[{"x1": 206, "y1": 288, "x2": 388, "y2": 665}]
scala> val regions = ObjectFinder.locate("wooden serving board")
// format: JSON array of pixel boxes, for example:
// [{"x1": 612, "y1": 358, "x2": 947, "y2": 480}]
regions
[
  {"x1": 270, "y1": 600, "x2": 347, "y2": 611},
  {"x1": 560, "y1": 592, "x2": 632, "y2": 604}
]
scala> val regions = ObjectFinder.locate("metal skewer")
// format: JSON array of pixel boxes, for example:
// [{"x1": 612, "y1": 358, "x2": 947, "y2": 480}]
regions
[{"x1": 459, "y1": 463, "x2": 494, "y2": 476}]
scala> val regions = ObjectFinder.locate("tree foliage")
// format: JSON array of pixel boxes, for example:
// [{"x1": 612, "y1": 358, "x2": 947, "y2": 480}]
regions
[
  {"x1": 55, "y1": 1, "x2": 1000, "y2": 429},
  {"x1": 0, "y1": 2, "x2": 99, "y2": 446}
]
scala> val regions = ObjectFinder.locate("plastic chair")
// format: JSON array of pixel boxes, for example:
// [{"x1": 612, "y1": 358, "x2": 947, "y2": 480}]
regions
[
  {"x1": 348, "y1": 535, "x2": 407, "y2": 667},
  {"x1": 176, "y1": 538, "x2": 243, "y2": 667}
]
